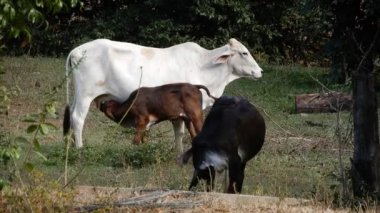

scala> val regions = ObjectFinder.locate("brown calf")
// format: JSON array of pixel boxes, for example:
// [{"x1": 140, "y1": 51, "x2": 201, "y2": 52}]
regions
[{"x1": 94, "y1": 83, "x2": 216, "y2": 153}]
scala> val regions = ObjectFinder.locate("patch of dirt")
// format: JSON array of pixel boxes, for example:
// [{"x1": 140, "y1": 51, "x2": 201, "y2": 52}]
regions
[{"x1": 72, "y1": 186, "x2": 341, "y2": 212}]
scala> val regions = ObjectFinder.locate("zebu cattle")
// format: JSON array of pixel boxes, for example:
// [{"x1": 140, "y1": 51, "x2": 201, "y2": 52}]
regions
[
  {"x1": 181, "y1": 96, "x2": 266, "y2": 193},
  {"x1": 63, "y1": 38, "x2": 263, "y2": 149}
]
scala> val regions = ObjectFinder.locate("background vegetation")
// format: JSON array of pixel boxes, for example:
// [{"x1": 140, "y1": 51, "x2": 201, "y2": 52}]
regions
[
  {"x1": 2, "y1": 1, "x2": 333, "y2": 64},
  {"x1": 2, "y1": 0, "x2": 377, "y2": 81},
  {"x1": 0, "y1": 0, "x2": 379, "y2": 211}
]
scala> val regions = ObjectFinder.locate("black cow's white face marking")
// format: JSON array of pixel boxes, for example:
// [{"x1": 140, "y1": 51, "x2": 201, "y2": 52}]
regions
[{"x1": 199, "y1": 151, "x2": 228, "y2": 172}]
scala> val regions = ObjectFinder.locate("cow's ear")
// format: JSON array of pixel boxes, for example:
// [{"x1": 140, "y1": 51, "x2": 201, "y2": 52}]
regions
[
  {"x1": 213, "y1": 51, "x2": 233, "y2": 64},
  {"x1": 228, "y1": 38, "x2": 238, "y2": 47}
]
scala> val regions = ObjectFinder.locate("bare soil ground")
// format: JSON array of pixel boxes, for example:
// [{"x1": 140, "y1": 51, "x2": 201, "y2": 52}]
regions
[{"x1": 73, "y1": 186, "x2": 342, "y2": 212}]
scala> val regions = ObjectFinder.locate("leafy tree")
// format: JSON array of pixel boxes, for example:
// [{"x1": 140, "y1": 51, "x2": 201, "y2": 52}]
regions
[{"x1": 0, "y1": 0, "x2": 81, "y2": 52}]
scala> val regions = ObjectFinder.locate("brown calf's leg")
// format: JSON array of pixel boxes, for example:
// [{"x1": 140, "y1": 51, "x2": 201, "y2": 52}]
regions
[
  {"x1": 184, "y1": 119, "x2": 197, "y2": 139},
  {"x1": 133, "y1": 117, "x2": 148, "y2": 144},
  {"x1": 185, "y1": 108, "x2": 203, "y2": 134},
  {"x1": 133, "y1": 129, "x2": 144, "y2": 145}
]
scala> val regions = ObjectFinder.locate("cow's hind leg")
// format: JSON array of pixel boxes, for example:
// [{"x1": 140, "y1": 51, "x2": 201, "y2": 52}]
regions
[
  {"x1": 227, "y1": 156, "x2": 244, "y2": 193},
  {"x1": 71, "y1": 96, "x2": 93, "y2": 148},
  {"x1": 184, "y1": 119, "x2": 196, "y2": 139},
  {"x1": 185, "y1": 106, "x2": 203, "y2": 134},
  {"x1": 233, "y1": 162, "x2": 246, "y2": 193},
  {"x1": 172, "y1": 120, "x2": 185, "y2": 155}
]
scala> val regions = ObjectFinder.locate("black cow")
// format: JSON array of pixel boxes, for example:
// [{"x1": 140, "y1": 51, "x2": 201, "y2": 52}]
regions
[{"x1": 181, "y1": 96, "x2": 266, "y2": 193}]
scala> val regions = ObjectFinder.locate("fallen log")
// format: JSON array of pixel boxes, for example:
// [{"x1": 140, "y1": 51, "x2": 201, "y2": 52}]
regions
[
  {"x1": 295, "y1": 92, "x2": 352, "y2": 113},
  {"x1": 73, "y1": 186, "x2": 312, "y2": 212}
]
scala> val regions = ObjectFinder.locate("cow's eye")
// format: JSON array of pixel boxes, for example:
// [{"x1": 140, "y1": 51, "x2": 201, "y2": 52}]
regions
[{"x1": 241, "y1": 52, "x2": 248, "y2": 56}]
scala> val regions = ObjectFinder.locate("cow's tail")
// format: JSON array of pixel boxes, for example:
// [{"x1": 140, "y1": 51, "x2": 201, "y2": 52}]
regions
[
  {"x1": 63, "y1": 105, "x2": 71, "y2": 136},
  {"x1": 63, "y1": 52, "x2": 74, "y2": 136},
  {"x1": 195, "y1": 85, "x2": 217, "y2": 100},
  {"x1": 65, "y1": 52, "x2": 74, "y2": 105}
]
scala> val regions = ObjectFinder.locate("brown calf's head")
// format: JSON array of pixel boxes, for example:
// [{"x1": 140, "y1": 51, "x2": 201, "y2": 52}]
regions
[{"x1": 99, "y1": 100, "x2": 122, "y2": 120}]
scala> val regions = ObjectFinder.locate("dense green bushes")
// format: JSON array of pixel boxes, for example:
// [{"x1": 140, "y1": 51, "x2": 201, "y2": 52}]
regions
[{"x1": 4, "y1": 0, "x2": 333, "y2": 65}]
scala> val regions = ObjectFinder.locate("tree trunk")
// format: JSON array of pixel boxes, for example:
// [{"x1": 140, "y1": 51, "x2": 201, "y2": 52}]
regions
[{"x1": 351, "y1": 57, "x2": 380, "y2": 197}]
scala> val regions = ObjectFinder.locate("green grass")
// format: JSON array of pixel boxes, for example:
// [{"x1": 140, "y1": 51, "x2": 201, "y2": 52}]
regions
[{"x1": 0, "y1": 56, "x2": 353, "y2": 205}]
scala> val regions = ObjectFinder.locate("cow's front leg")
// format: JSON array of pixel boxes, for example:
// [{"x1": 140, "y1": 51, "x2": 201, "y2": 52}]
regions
[
  {"x1": 190, "y1": 167, "x2": 216, "y2": 192},
  {"x1": 133, "y1": 117, "x2": 147, "y2": 144},
  {"x1": 189, "y1": 170, "x2": 200, "y2": 190},
  {"x1": 205, "y1": 167, "x2": 216, "y2": 192},
  {"x1": 133, "y1": 129, "x2": 144, "y2": 144}
]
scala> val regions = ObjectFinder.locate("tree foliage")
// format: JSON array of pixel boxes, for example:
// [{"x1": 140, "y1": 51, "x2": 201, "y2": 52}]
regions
[
  {"x1": 325, "y1": 0, "x2": 380, "y2": 82},
  {"x1": 0, "y1": 0, "x2": 81, "y2": 51},
  {"x1": 3, "y1": 0, "x2": 333, "y2": 66}
]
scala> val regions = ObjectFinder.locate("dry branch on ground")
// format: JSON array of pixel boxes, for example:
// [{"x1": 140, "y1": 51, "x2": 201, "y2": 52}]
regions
[{"x1": 73, "y1": 186, "x2": 343, "y2": 212}]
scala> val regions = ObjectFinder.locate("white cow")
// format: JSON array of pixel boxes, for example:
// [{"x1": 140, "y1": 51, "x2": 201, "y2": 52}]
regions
[{"x1": 63, "y1": 38, "x2": 263, "y2": 153}]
